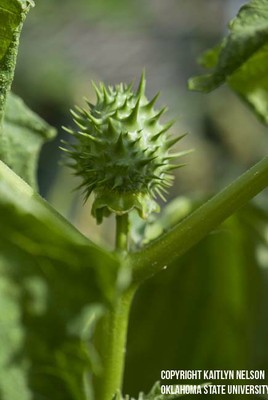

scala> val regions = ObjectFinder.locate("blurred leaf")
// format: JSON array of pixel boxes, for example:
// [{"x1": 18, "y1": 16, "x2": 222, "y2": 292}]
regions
[
  {"x1": 35, "y1": 0, "x2": 145, "y2": 25},
  {"x1": 130, "y1": 197, "x2": 192, "y2": 248},
  {"x1": 188, "y1": 0, "x2": 268, "y2": 124},
  {"x1": 0, "y1": 277, "x2": 32, "y2": 400},
  {"x1": 3, "y1": 92, "x2": 56, "y2": 188},
  {"x1": 0, "y1": 161, "x2": 125, "y2": 400},
  {"x1": 125, "y1": 203, "x2": 266, "y2": 399}
]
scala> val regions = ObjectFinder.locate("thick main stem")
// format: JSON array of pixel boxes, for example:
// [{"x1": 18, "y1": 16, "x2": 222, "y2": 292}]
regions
[
  {"x1": 92, "y1": 288, "x2": 135, "y2": 400},
  {"x1": 93, "y1": 213, "x2": 133, "y2": 400}
]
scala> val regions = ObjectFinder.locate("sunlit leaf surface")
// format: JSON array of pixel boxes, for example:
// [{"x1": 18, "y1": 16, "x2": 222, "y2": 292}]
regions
[
  {"x1": 0, "y1": 161, "x2": 122, "y2": 400},
  {"x1": 189, "y1": 0, "x2": 268, "y2": 124}
]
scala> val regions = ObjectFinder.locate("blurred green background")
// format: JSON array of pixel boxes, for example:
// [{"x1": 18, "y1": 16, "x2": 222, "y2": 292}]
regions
[{"x1": 11, "y1": 0, "x2": 268, "y2": 397}]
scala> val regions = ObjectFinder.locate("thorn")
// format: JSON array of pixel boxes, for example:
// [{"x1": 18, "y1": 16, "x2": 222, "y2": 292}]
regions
[
  {"x1": 108, "y1": 85, "x2": 114, "y2": 94},
  {"x1": 91, "y1": 81, "x2": 102, "y2": 101},
  {"x1": 123, "y1": 82, "x2": 132, "y2": 93},
  {"x1": 137, "y1": 70, "x2": 146, "y2": 97},
  {"x1": 165, "y1": 133, "x2": 188, "y2": 149},
  {"x1": 70, "y1": 109, "x2": 82, "y2": 120},
  {"x1": 154, "y1": 187, "x2": 167, "y2": 201},
  {"x1": 153, "y1": 162, "x2": 165, "y2": 169},
  {"x1": 163, "y1": 173, "x2": 174, "y2": 181},
  {"x1": 129, "y1": 135, "x2": 142, "y2": 147},
  {"x1": 74, "y1": 105, "x2": 84, "y2": 114},
  {"x1": 146, "y1": 107, "x2": 167, "y2": 126},
  {"x1": 59, "y1": 146, "x2": 72, "y2": 153},
  {"x1": 150, "y1": 174, "x2": 162, "y2": 181},
  {"x1": 153, "y1": 107, "x2": 168, "y2": 119},
  {"x1": 165, "y1": 149, "x2": 193, "y2": 159},
  {"x1": 83, "y1": 97, "x2": 94, "y2": 109},
  {"x1": 81, "y1": 107, "x2": 102, "y2": 126},
  {"x1": 86, "y1": 113, "x2": 102, "y2": 126},
  {"x1": 78, "y1": 131, "x2": 101, "y2": 143},
  {"x1": 115, "y1": 132, "x2": 125, "y2": 153},
  {"x1": 166, "y1": 163, "x2": 187, "y2": 170},
  {"x1": 107, "y1": 118, "x2": 118, "y2": 138},
  {"x1": 151, "y1": 120, "x2": 175, "y2": 141},
  {"x1": 147, "y1": 147, "x2": 159, "y2": 157},
  {"x1": 165, "y1": 136, "x2": 182, "y2": 149},
  {"x1": 102, "y1": 85, "x2": 112, "y2": 104},
  {"x1": 158, "y1": 185, "x2": 169, "y2": 194},
  {"x1": 60, "y1": 139, "x2": 70, "y2": 146},
  {"x1": 98, "y1": 177, "x2": 111, "y2": 186},
  {"x1": 124, "y1": 97, "x2": 140, "y2": 124},
  {"x1": 81, "y1": 107, "x2": 92, "y2": 119},
  {"x1": 126, "y1": 81, "x2": 134, "y2": 93},
  {"x1": 78, "y1": 181, "x2": 96, "y2": 195},
  {"x1": 62, "y1": 126, "x2": 74, "y2": 135},
  {"x1": 73, "y1": 118, "x2": 87, "y2": 130},
  {"x1": 119, "y1": 97, "x2": 128, "y2": 110},
  {"x1": 112, "y1": 176, "x2": 123, "y2": 190},
  {"x1": 142, "y1": 92, "x2": 160, "y2": 111},
  {"x1": 137, "y1": 156, "x2": 156, "y2": 167}
]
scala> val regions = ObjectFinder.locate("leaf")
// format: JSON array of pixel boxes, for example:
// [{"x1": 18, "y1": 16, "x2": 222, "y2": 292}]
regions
[
  {"x1": 0, "y1": 161, "x2": 127, "y2": 400},
  {"x1": 125, "y1": 204, "x2": 265, "y2": 399},
  {"x1": 188, "y1": 0, "x2": 268, "y2": 124},
  {"x1": 3, "y1": 92, "x2": 56, "y2": 188},
  {"x1": 0, "y1": 277, "x2": 32, "y2": 400},
  {"x1": 130, "y1": 197, "x2": 192, "y2": 248}
]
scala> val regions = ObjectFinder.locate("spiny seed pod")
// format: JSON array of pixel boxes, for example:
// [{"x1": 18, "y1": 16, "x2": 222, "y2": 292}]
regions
[{"x1": 62, "y1": 73, "x2": 188, "y2": 224}]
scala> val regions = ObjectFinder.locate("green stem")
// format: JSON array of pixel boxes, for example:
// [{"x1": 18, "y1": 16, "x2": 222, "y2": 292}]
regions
[
  {"x1": 130, "y1": 156, "x2": 268, "y2": 283},
  {"x1": 92, "y1": 288, "x2": 135, "y2": 400},
  {"x1": 115, "y1": 214, "x2": 129, "y2": 252},
  {"x1": 0, "y1": 2, "x2": 32, "y2": 161},
  {"x1": 0, "y1": 23, "x2": 24, "y2": 162},
  {"x1": 93, "y1": 213, "x2": 133, "y2": 400}
]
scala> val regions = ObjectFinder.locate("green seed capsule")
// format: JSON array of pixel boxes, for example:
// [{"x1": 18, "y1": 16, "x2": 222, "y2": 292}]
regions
[{"x1": 62, "y1": 73, "x2": 187, "y2": 224}]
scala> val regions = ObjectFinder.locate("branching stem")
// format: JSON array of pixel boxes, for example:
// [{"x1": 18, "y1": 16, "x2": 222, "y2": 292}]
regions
[{"x1": 130, "y1": 156, "x2": 268, "y2": 283}]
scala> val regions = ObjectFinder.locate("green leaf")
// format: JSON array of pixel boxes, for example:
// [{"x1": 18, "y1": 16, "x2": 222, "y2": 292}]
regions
[
  {"x1": 188, "y1": 0, "x2": 268, "y2": 123},
  {"x1": 125, "y1": 205, "x2": 265, "y2": 398},
  {"x1": 3, "y1": 92, "x2": 56, "y2": 188},
  {"x1": 0, "y1": 161, "x2": 126, "y2": 400},
  {"x1": 130, "y1": 197, "x2": 192, "y2": 248},
  {"x1": 0, "y1": 277, "x2": 32, "y2": 400}
]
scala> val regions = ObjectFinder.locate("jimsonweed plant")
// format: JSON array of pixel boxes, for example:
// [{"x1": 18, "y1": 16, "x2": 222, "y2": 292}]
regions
[{"x1": 0, "y1": 1, "x2": 267, "y2": 400}]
